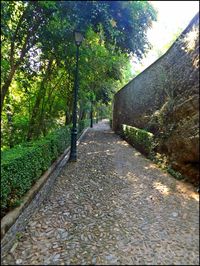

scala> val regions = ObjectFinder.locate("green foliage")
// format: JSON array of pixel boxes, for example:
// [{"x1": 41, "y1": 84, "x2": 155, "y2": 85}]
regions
[
  {"x1": 57, "y1": 1, "x2": 157, "y2": 56},
  {"x1": 16, "y1": 231, "x2": 23, "y2": 240},
  {"x1": 149, "y1": 152, "x2": 185, "y2": 181},
  {"x1": 122, "y1": 124, "x2": 154, "y2": 155},
  {"x1": 1, "y1": 1, "x2": 157, "y2": 148},
  {"x1": 78, "y1": 119, "x2": 90, "y2": 135},
  {"x1": 1, "y1": 119, "x2": 89, "y2": 217},
  {"x1": 167, "y1": 167, "x2": 185, "y2": 180}
]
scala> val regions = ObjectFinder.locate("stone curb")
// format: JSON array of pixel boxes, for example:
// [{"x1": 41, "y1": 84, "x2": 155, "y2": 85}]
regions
[{"x1": 1, "y1": 127, "x2": 89, "y2": 257}]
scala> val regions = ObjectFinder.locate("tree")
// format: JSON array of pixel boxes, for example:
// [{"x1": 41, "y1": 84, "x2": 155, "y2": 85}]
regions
[
  {"x1": 1, "y1": 0, "x2": 157, "y2": 148},
  {"x1": 1, "y1": 1, "x2": 58, "y2": 113}
]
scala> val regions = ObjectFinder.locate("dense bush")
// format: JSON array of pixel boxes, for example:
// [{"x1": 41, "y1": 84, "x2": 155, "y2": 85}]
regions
[
  {"x1": 1, "y1": 119, "x2": 90, "y2": 217},
  {"x1": 122, "y1": 124, "x2": 154, "y2": 155}
]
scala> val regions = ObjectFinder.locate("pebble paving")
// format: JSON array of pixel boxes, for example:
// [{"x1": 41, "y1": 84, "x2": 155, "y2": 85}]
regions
[{"x1": 2, "y1": 120, "x2": 199, "y2": 265}]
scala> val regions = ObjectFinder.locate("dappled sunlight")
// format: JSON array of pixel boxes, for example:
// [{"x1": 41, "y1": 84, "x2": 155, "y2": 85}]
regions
[
  {"x1": 87, "y1": 151, "x2": 105, "y2": 155},
  {"x1": 179, "y1": 24, "x2": 199, "y2": 69},
  {"x1": 87, "y1": 149, "x2": 115, "y2": 155},
  {"x1": 133, "y1": 151, "x2": 141, "y2": 157},
  {"x1": 113, "y1": 135, "x2": 199, "y2": 203},
  {"x1": 104, "y1": 131, "x2": 115, "y2": 135},
  {"x1": 125, "y1": 171, "x2": 139, "y2": 181},
  {"x1": 116, "y1": 140, "x2": 129, "y2": 146},
  {"x1": 153, "y1": 181, "x2": 170, "y2": 196},
  {"x1": 182, "y1": 26, "x2": 199, "y2": 54},
  {"x1": 113, "y1": 134, "x2": 199, "y2": 204},
  {"x1": 87, "y1": 140, "x2": 99, "y2": 145},
  {"x1": 151, "y1": 177, "x2": 199, "y2": 202},
  {"x1": 175, "y1": 182, "x2": 199, "y2": 201},
  {"x1": 144, "y1": 164, "x2": 169, "y2": 177},
  {"x1": 144, "y1": 164, "x2": 157, "y2": 170},
  {"x1": 192, "y1": 56, "x2": 199, "y2": 69},
  {"x1": 82, "y1": 142, "x2": 88, "y2": 145},
  {"x1": 104, "y1": 141, "x2": 115, "y2": 145}
]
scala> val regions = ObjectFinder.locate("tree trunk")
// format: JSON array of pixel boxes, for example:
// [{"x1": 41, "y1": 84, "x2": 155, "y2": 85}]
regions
[
  {"x1": 5, "y1": 95, "x2": 15, "y2": 148},
  {"x1": 26, "y1": 86, "x2": 43, "y2": 140},
  {"x1": 64, "y1": 59, "x2": 74, "y2": 126},
  {"x1": 79, "y1": 109, "x2": 86, "y2": 121},
  {"x1": 27, "y1": 58, "x2": 53, "y2": 140},
  {"x1": 1, "y1": 3, "x2": 42, "y2": 117},
  {"x1": 1, "y1": 67, "x2": 16, "y2": 114}
]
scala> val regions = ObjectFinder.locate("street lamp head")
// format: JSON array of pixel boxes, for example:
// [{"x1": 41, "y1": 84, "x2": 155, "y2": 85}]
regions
[{"x1": 74, "y1": 30, "x2": 84, "y2": 46}]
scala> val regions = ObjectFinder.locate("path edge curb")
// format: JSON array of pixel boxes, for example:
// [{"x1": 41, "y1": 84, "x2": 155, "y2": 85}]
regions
[{"x1": 1, "y1": 127, "x2": 89, "y2": 257}]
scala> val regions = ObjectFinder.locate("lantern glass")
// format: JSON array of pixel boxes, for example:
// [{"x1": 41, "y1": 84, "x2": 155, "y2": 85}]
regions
[{"x1": 74, "y1": 31, "x2": 84, "y2": 46}]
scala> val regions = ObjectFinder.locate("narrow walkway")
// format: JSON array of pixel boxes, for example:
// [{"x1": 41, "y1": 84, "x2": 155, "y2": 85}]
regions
[{"x1": 2, "y1": 120, "x2": 199, "y2": 265}]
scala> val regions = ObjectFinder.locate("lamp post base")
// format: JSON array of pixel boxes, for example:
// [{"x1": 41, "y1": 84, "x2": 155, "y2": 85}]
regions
[{"x1": 69, "y1": 157, "x2": 77, "y2": 162}]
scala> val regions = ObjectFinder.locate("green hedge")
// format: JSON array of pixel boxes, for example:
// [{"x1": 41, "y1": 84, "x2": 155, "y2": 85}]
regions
[
  {"x1": 1, "y1": 119, "x2": 90, "y2": 217},
  {"x1": 122, "y1": 124, "x2": 154, "y2": 155}
]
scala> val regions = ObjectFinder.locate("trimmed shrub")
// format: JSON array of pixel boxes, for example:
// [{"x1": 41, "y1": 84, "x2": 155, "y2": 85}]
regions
[
  {"x1": 122, "y1": 124, "x2": 154, "y2": 155},
  {"x1": 1, "y1": 120, "x2": 89, "y2": 217}
]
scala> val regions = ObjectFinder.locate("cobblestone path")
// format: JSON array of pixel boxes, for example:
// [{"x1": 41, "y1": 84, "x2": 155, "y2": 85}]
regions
[{"x1": 2, "y1": 120, "x2": 199, "y2": 265}]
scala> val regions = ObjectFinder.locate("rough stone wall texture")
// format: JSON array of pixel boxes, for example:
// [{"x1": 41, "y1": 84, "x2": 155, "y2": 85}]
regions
[{"x1": 113, "y1": 13, "x2": 199, "y2": 184}]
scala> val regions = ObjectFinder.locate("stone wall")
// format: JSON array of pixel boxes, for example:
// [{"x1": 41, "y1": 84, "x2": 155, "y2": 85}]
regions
[{"x1": 113, "y1": 13, "x2": 199, "y2": 184}]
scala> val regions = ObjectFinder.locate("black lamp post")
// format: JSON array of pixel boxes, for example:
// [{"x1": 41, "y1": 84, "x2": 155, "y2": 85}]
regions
[
  {"x1": 96, "y1": 107, "x2": 98, "y2": 123},
  {"x1": 90, "y1": 100, "x2": 93, "y2": 128},
  {"x1": 69, "y1": 30, "x2": 84, "y2": 162}
]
